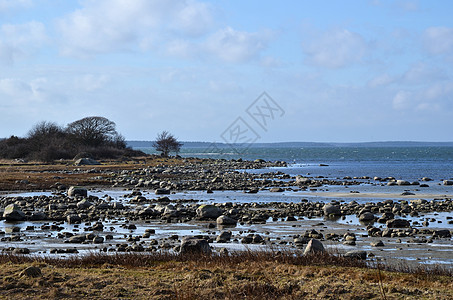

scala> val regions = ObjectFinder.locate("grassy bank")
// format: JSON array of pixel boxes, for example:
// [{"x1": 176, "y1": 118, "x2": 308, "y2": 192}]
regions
[{"x1": 1, "y1": 251, "x2": 452, "y2": 299}]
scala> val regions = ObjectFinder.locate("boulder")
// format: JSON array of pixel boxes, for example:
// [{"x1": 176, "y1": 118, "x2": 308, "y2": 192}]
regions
[
  {"x1": 68, "y1": 234, "x2": 86, "y2": 243},
  {"x1": 323, "y1": 203, "x2": 341, "y2": 216},
  {"x1": 269, "y1": 187, "x2": 284, "y2": 192},
  {"x1": 216, "y1": 231, "x2": 232, "y2": 243},
  {"x1": 19, "y1": 266, "x2": 42, "y2": 278},
  {"x1": 180, "y1": 237, "x2": 211, "y2": 255},
  {"x1": 30, "y1": 211, "x2": 47, "y2": 221},
  {"x1": 344, "y1": 250, "x2": 367, "y2": 260},
  {"x1": 138, "y1": 207, "x2": 157, "y2": 217},
  {"x1": 303, "y1": 239, "x2": 325, "y2": 255},
  {"x1": 386, "y1": 219, "x2": 410, "y2": 228},
  {"x1": 74, "y1": 158, "x2": 100, "y2": 166},
  {"x1": 196, "y1": 205, "x2": 222, "y2": 219},
  {"x1": 294, "y1": 237, "x2": 310, "y2": 248},
  {"x1": 12, "y1": 248, "x2": 30, "y2": 254},
  {"x1": 155, "y1": 188, "x2": 171, "y2": 195},
  {"x1": 68, "y1": 186, "x2": 88, "y2": 197},
  {"x1": 443, "y1": 180, "x2": 453, "y2": 186},
  {"x1": 295, "y1": 176, "x2": 312, "y2": 185},
  {"x1": 371, "y1": 240, "x2": 385, "y2": 247},
  {"x1": 432, "y1": 229, "x2": 451, "y2": 238},
  {"x1": 93, "y1": 236, "x2": 104, "y2": 244},
  {"x1": 397, "y1": 180, "x2": 411, "y2": 186},
  {"x1": 3, "y1": 204, "x2": 26, "y2": 221},
  {"x1": 359, "y1": 212, "x2": 375, "y2": 222},
  {"x1": 76, "y1": 199, "x2": 93, "y2": 209},
  {"x1": 67, "y1": 214, "x2": 81, "y2": 224},
  {"x1": 216, "y1": 215, "x2": 237, "y2": 226}
]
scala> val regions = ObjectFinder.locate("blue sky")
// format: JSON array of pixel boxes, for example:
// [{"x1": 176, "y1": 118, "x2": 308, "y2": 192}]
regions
[{"x1": 1, "y1": 0, "x2": 452, "y2": 142}]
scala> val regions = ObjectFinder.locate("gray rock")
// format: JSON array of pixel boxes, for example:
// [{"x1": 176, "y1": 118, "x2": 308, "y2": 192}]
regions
[
  {"x1": 397, "y1": 180, "x2": 411, "y2": 186},
  {"x1": 67, "y1": 214, "x2": 81, "y2": 224},
  {"x1": 432, "y1": 229, "x2": 451, "y2": 238},
  {"x1": 371, "y1": 240, "x2": 385, "y2": 247},
  {"x1": 19, "y1": 266, "x2": 42, "y2": 278},
  {"x1": 180, "y1": 237, "x2": 211, "y2": 255},
  {"x1": 196, "y1": 205, "x2": 222, "y2": 219},
  {"x1": 216, "y1": 231, "x2": 232, "y2": 243},
  {"x1": 68, "y1": 234, "x2": 86, "y2": 243},
  {"x1": 386, "y1": 219, "x2": 410, "y2": 228},
  {"x1": 269, "y1": 187, "x2": 284, "y2": 192},
  {"x1": 344, "y1": 250, "x2": 367, "y2": 260},
  {"x1": 295, "y1": 176, "x2": 312, "y2": 185},
  {"x1": 68, "y1": 186, "x2": 88, "y2": 197},
  {"x1": 303, "y1": 238, "x2": 325, "y2": 255},
  {"x1": 252, "y1": 234, "x2": 264, "y2": 244},
  {"x1": 74, "y1": 158, "x2": 100, "y2": 166},
  {"x1": 112, "y1": 202, "x2": 124, "y2": 209},
  {"x1": 30, "y1": 211, "x2": 47, "y2": 221},
  {"x1": 359, "y1": 212, "x2": 375, "y2": 222},
  {"x1": 216, "y1": 215, "x2": 237, "y2": 226},
  {"x1": 3, "y1": 204, "x2": 26, "y2": 221},
  {"x1": 5, "y1": 226, "x2": 20, "y2": 233},
  {"x1": 323, "y1": 203, "x2": 341, "y2": 216},
  {"x1": 138, "y1": 207, "x2": 157, "y2": 217},
  {"x1": 12, "y1": 248, "x2": 30, "y2": 254},
  {"x1": 76, "y1": 199, "x2": 93, "y2": 209},
  {"x1": 93, "y1": 236, "x2": 104, "y2": 244},
  {"x1": 155, "y1": 188, "x2": 170, "y2": 195}
]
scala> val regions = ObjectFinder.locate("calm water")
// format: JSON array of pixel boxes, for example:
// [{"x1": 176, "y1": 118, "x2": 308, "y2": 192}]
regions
[{"x1": 138, "y1": 146, "x2": 453, "y2": 182}]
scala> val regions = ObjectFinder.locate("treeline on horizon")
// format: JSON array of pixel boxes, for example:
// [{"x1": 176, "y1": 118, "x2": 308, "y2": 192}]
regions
[{"x1": 0, "y1": 116, "x2": 144, "y2": 162}]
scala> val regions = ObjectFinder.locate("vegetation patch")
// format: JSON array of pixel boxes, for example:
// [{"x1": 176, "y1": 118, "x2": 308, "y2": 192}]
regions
[{"x1": 0, "y1": 252, "x2": 451, "y2": 299}]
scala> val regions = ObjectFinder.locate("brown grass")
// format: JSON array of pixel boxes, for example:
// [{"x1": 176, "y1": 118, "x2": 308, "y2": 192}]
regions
[
  {"x1": 0, "y1": 156, "x2": 202, "y2": 191},
  {"x1": 0, "y1": 251, "x2": 451, "y2": 299}
]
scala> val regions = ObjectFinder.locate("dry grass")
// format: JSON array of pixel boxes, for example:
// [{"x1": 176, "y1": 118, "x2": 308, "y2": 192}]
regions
[
  {"x1": 0, "y1": 156, "x2": 201, "y2": 191},
  {"x1": 0, "y1": 251, "x2": 451, "y2": 299}
]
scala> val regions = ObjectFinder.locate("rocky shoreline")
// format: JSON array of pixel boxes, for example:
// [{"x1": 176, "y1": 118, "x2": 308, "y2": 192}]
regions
[{"x1": 0, "y1": 157, "x2": 452, "y2": 268}]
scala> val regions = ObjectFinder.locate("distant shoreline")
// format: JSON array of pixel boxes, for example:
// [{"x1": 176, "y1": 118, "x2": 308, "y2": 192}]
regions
[{"x1": 127, "y1": 140, "x2": 453, "y2": 148}]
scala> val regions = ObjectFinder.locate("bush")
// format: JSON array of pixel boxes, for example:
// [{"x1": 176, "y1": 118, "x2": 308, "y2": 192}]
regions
[{"x1": 0, "y1": 117, "x2": 143, "y2": 162}]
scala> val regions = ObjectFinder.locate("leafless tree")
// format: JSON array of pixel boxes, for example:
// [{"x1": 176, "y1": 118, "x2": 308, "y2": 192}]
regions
[
  {"x1": 66, "y1": 116, "x2": 121, "y2": 147},
  {"x1": 27, "y1": 121, "x2": 65, "y2": 140},
  {"x1": 152, "y1": 131, "x2": 183, "y2": 156}
]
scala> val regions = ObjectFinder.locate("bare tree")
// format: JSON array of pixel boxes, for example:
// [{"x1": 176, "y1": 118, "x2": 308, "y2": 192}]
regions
[
  {"x1": 27, "y1": 121, "x2": 65, "y2": 141},
  {"x1": 152, "y1": 131, "x2": 183, "y2": 156},
  {"x1": 66, "y1": 116, "x2": 120, "y2": 147}
]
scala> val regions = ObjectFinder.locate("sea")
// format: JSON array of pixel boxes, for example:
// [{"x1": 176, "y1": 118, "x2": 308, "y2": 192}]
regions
[{"x1": 135, "y1": 144, "x2": 453, "y2": 183}]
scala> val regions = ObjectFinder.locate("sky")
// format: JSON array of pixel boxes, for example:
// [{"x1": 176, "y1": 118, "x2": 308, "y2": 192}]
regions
[{"x1": 0, "y1": 0, "x2": 453, "y2": 143}]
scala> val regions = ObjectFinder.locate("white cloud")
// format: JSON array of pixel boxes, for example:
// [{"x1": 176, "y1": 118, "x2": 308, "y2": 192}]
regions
[
  {"x1": 0, "y1": 78, "x2": 32, "y2": 96},
  {"x1": 402, "y1": 63, "x2": 447, "y2": 84},
  {"x1": 173, "y1": 0, "x2": 214, "y2": 37},
  {"x1": 392, "y1": 90, "x2": 412, "y2": 110},
  {"x1": 0, "y1": 0, "x2": 32, "y2": 12},
  {"x1": 57, "y1": 0, "x2": 215, "y2": 58},
  {"x1": 397, "y1": 0, "x2": 419, "y2": 12},
  {"x1": 423, "y1": 27, "x2": 453, "y2": 55},
  {"x1": 0, "y1": 21, "x2": 47, "y2": 64},
  {"x1": 260, "y1": 56, "x2": 283, "y2": 68},
  {"x1": 74, "y1": 74, "x2": 110, "y2": 92},
  {"x1": 165, "y1": 39, "x2": 196, "y2": 59},
  {"x1": 368, "y1": 74, "x2": 395, "y2": 88},
  {"x1": 303, "y1": 29, "x2": 368, "y2": 68},
  {"x1": 0, "y1": 77, "x2": 63, "y2": 105},
  {"x1": 393, "y1": 81, "x2": 453, "y2": 112},
  {"x1": 205, "y1": 27, "x2": 271, "y2": 63}
]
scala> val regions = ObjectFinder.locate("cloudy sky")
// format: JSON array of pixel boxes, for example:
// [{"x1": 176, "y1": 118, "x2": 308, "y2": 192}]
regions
[{"x1": 1, "y1": 0, "x2": 452, "y2": 142}]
